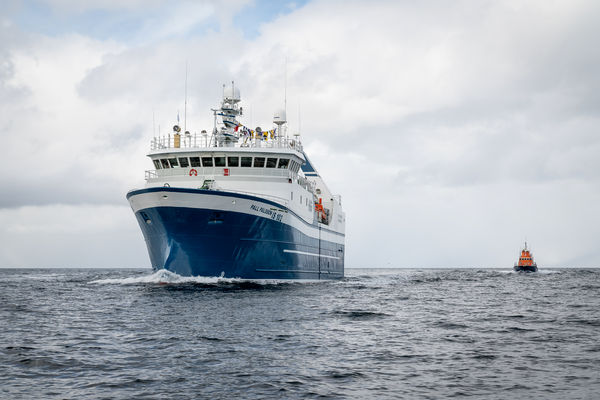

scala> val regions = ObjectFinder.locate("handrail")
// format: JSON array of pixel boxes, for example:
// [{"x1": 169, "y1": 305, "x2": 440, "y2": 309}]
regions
[
  {"x1": 144, "y1": 166, "x2": 315, "y2": 195},
  {"x1": 150, "y1": 132, "x2": 303, "y2": 152},
  {"x1": 145, "y1": 167, "x2": 293, "y2": 179},
  {"x1": 141, "y1": 177, "x2": 290, "y2": 206}
]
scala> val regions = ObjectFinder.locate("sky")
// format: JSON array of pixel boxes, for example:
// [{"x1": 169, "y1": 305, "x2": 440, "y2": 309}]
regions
[{"x1": 1, "y1": 0, "x2": 599, "y2": 269}]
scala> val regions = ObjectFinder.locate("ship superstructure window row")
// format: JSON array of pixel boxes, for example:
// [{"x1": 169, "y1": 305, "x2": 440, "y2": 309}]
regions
[
  {"x1": 179, "y1": 157, "x2": 189, "y2": 168},
  {"x1": 241, "y1": 157, "x2": 252, "y2": 167},
  {"x1": 154, "y1": 156, "x2": 294, "y2": 170},
  {"x1": 254, "y1": 157, "x2": 265, "y2": 168}
]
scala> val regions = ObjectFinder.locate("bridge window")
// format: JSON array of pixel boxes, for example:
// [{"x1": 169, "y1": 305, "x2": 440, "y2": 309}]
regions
[
  {"x1": 161, "y1": 159, "x2": 170, "y2": 168},
  {"x1": 228, "y1": 157, "x2": 239, "y2": 167},
  {"x1": 190, "y1": 157, "x2": 201, "y2": 167},
  {"x1": 201, "y1": 157, "x2": 213, "y2": 167},
  {"x1": 278, "y1": 158, "x2": 289, "y2": 169},
  {"x1": 266, "y1": 158, "x2": 277, "y2": 168},
  {"x1": 214, "y1": 156, "x2": 226, "y2": 167},
  {"x1": 168, "y1": 158, "x2": 179, "y2": 168},
  {"x1": 178, "y1": 157, "x2": 189, "y2": 168},
  {"x1": 241, "y1": 157, "x2": 252, "y2": 167},
  {"x1": 253, "y1": 157, "x2": 265, "y2": 168},
  {"x1": 153, "y1": 160, "x2": 161, "y2": 169}
]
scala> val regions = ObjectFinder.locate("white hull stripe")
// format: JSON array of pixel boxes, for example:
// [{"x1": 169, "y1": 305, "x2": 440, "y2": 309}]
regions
[
  {"x1": 128, "y1": 187, "x2": 344, "y2": 237},
  {"x1": 283, "y1": 249, "x2": 341, "y2": 260},
  {"x1": 128, "y1": 189, "x2": 345, "y2": 245}
]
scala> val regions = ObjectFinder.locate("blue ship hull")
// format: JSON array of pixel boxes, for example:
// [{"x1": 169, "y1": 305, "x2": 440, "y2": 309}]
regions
[{"x1": 127, "y1": 188, "x2": 344, "y2": 279}]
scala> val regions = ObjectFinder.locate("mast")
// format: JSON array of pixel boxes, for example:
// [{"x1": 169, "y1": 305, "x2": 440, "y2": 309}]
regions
[
  {"x1": 284, "y1": 57, "x2": 287, "y2": 118},
  {"x1": 184, "y1": 61, "x2": 188, "y2": 134}
]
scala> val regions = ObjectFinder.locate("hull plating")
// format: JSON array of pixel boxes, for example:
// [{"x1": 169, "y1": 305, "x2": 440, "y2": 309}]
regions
[
  {"x1": 128, "y1": 190, "x2": 344, "y2": 279},
  {"x1": 514, "y1": 265, "x2": 538, "y2": 272}
]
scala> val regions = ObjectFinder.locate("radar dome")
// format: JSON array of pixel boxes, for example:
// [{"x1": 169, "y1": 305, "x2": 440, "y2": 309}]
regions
[
  {"x1": 223, "y1": 85, "x2": 241, "y2": 102},
  {"x1": 273, "y1": 109, "x2": 287, "y2": 125}
]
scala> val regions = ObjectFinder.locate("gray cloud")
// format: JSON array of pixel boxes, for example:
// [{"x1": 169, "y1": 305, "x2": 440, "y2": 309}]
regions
[{"x1": 1, "y1": 0, "x2": 600, "y2": 268}]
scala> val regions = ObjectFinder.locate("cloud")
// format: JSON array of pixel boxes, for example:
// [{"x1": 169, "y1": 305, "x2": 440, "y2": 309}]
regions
[
  {"x1": 1, "y1": 0, "x2": 600, "y2": 268},
  {"x1": 0, "y1": 204, "x2": 147, "y2": 268},
  {"x1": 0, "y1": 30, "x2": 145, "y2": 208},
  {"x1": 33, "y1": 0, "x2": 251, "y2": 43}
]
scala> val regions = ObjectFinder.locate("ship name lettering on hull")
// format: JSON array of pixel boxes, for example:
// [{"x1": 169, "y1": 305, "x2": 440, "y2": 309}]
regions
[{"x1": 250, "y1": 204, "x2": 283, "y2": 222}]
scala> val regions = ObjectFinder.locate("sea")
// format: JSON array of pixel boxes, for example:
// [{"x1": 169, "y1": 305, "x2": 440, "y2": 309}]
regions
[{"x1": 1, "y1": 268, "x2": 598, "y2": 399}]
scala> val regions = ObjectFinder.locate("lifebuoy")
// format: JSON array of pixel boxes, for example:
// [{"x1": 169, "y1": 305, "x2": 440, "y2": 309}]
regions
[{"x1": 189, "y1": 169, "x2": 198, "y2": 176}]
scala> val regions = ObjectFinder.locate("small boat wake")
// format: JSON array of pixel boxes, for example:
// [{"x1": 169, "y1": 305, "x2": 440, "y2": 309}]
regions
[{"x1": 509, "y1": 269, "x2": 561, "y2": 275}]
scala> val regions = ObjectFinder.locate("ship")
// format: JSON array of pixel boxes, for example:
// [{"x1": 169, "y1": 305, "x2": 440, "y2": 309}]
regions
[
  {"x1": 513, "y1": 242, "x2": 538, "y2": 272},
  {"x1": 126, "y1": 83, "x2": 345, "y2": 279}
]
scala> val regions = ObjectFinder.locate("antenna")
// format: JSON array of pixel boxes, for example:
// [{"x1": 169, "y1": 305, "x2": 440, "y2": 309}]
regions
[
  {"x1": 298, "y1": 100, "x2": 301, "y2": 133},
  {"x1": 184, "y1": 61, "x2": 188, "y2": 133},
  {"x1": 153, "y1": 110, "x2": 156, "y2": 137},
  {"x1": 284, "y1": 57, "x2": 287, "y2": 116}
]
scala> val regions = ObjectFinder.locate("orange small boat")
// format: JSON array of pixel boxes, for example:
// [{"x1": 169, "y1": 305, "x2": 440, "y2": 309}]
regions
[{"x1": 514, "y1": 242, "x2": 538, "y2": 272}]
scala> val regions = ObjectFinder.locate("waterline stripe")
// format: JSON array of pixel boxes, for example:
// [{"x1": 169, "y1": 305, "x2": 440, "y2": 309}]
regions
[
  {"x1": 283, "y1": 249, "x2": 341, "y2": 260},
  {"x1": 255, "y1": 268, "x2": 319, "y2": 273},
  {"x1": 255, "y1": 268, "x2": 338, "y2": 275}
]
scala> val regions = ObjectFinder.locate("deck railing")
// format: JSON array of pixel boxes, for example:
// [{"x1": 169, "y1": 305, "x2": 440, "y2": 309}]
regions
[
  {"x1": 145, "y1": 167, "x2": 316, "y2": 192},
  {"x1": 150, "y1": 133, "x2": 303, "y2": 152},
  {"x1": 145, "y1": 167, "x2": 293, "y2": 180}
]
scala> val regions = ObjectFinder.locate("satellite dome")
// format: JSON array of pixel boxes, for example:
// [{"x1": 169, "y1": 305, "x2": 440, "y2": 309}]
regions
[
  {"x1": 273, "y1": 109, "x2": 287, "y2": 125},
  {"x1": 223, "y1": 84, "x2": 241, "y2": 102}
]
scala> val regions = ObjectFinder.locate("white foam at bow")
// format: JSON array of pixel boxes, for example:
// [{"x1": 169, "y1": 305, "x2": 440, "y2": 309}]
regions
[
  {"x1": 89, "y1": 269, "x2": 324, "y2": 285},
  {"x1": 89, "y1": 269, "x2": 231, "y2": 285}
]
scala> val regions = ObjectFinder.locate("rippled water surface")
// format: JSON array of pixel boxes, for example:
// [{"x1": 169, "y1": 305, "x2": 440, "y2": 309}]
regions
[{"x1": 1, "y1": 268, "x2": 599, "y2": 399}]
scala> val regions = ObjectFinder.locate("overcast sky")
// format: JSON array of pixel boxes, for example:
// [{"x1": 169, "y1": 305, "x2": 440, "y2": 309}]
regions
[{"x1": 1, "y1": 0, "x2": 599, "y2": 269}]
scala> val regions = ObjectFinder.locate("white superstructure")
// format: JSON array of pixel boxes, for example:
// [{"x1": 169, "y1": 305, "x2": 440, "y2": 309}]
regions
[{"x1": 143, "y1": 83, "x2": 345, "y2": 231}]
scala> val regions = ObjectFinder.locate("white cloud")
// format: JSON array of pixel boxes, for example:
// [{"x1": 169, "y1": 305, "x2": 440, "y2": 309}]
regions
[
  {"x1": 1, "y1": 0, "x2": 599, "y2": 268},
  {"x1": 0, "y1": 204, "x2": 147, "y2": 268},
  {"x1": 1, "y1": 32, "x2": 144, "y2": 207}
]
